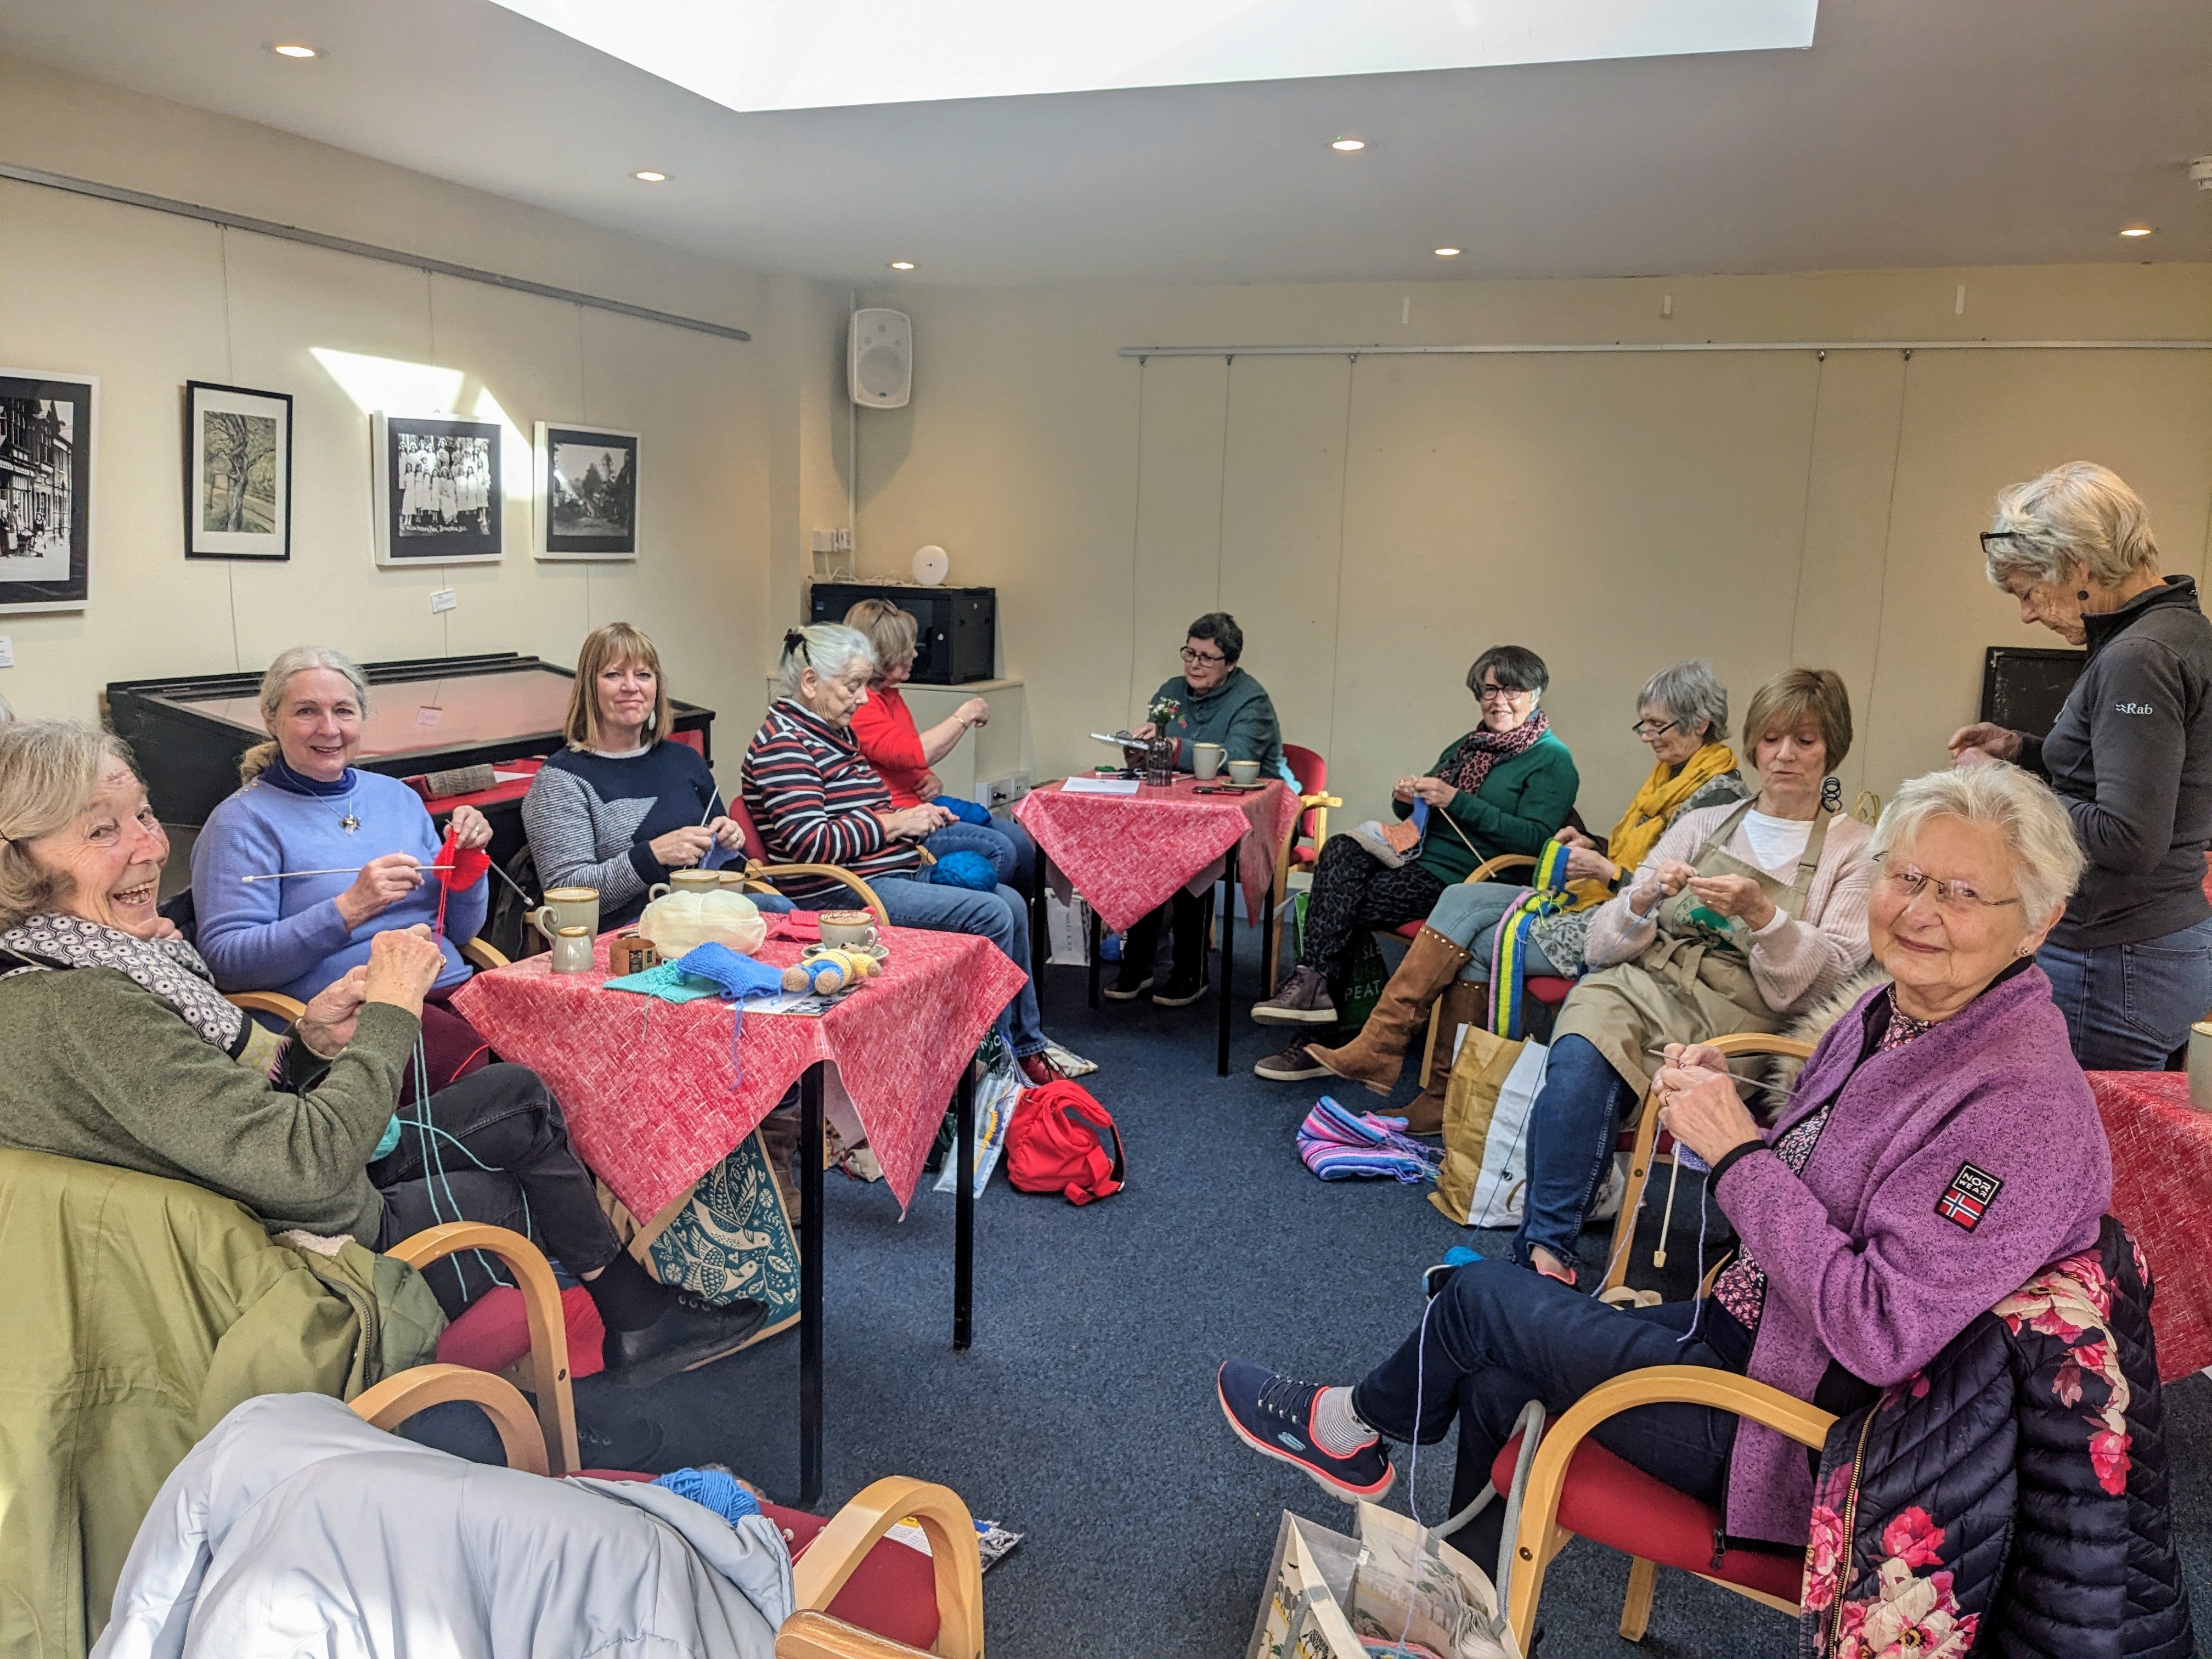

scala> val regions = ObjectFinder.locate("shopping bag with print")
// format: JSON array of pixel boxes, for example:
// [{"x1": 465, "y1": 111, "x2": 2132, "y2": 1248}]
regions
[{"x1": 1430, "y1": 1025, "x2": 1523, "y2": 1226}]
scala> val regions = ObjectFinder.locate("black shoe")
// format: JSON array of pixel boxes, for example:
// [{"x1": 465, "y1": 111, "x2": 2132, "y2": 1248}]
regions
[
  {"x1": 603, "y1": 1291, "x2": 770, "y2": 1389},
  {"x1": 1105, "y1": 909, "x2": 1164, "y2": 1000},
  {"x1": 1152, "y1": 969, "x2": 1210, "y2": 1008},
  {"x1": 1103, "y1": 966, "x2": 1154, "y2": 1001},
  {"x1": 577, "y1": 1412, "x2": 664, "y2": 1470}
]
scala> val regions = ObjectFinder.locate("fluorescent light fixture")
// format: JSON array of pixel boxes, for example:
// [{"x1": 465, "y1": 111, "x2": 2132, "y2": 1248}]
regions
[
  {"x1": 485, "y1": 0, "x2": 1819, "y2": 112},
  {"x1": 270, "y1": 42, "x2": 318, "y2": 58},
  {"x1": 1331, "y1": 137, "x2": 1367, "y2": 152},
  {"x1": 889, "y1": 261, "x2": 916, "y2": 270},
  {"x1": 2119, "y1": 225, "x2": 2154, "y2": 237},
  {"x1": 1433, "y1": 246, "x2": 1461, "y2": 257},
  {"x1": 633, "y1": 170, "x2": 669, "y2": 182}
]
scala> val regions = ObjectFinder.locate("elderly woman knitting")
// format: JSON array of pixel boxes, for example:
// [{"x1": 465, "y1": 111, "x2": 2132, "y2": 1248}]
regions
[
  {"x1": 1270, "y1": 661, "x2": 1745, "y2": 1120},
  {"x1": 0, "y1": 720, "x2": 766, "y2": 1390},
  {"x1": 742, "y1": 624, "x2": 1068, "y2": 1088},
  {"x1": 1221, "y1": 761, "x2": 2109, "y2": 1574}
]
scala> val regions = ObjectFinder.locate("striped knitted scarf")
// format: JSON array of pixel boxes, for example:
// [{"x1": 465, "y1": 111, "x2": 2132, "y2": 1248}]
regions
[{"x1": 1442, "y1": 709, "x2": 1551, "y2": 795}]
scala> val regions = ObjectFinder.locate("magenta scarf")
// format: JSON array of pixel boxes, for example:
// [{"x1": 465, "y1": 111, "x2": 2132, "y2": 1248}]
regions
[{"x1": 1442, "y1": 709, "x2": 1550, "y2": 796}]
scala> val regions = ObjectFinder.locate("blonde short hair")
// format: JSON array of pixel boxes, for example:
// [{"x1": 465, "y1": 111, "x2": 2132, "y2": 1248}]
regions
[
  {"x1": 844, "y1": 599, "x2": 919, "y2": 681},
  {"x1": 1741, "y1": 668, "x2": 1853, "y2": 772},
  {"x1": 1871, "y1": 763, "x2": 2084, "y2": 926},
  {"x1": 1984, "y1": 461, "x2": 2160, "y2": 591},
  {"x1": 565, "y1": 623, "x2": 674, "y2": 751},
  {"x1": 240, "y1": 646, "x2": 371, "y2": 784},
  {"x1": 0, "y1": 720, "x2": 136, "y2": 928}
]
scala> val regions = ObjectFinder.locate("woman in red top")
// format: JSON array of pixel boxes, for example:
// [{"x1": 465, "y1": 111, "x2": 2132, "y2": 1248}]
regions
[{"x1": 844, "y1": 600, "x2": 1037, "y2": 894}]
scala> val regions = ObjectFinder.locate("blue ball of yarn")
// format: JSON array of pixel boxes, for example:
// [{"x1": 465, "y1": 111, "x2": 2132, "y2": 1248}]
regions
[{"x1": 929, "y1": 849, "x2": 999, "y2": 890}]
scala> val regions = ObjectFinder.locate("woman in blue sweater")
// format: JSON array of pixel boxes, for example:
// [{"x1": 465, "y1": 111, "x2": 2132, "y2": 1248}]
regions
[{"x1": 191, "y1": 647, "x2": 496, "y2": 1092}]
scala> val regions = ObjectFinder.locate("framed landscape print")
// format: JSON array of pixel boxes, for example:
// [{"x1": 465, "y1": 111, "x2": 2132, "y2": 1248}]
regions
[
  {"x1": 185, "y1": 381, "x2": 291, "y2": 561},
  {"x1": 0, "y1": 368, "x2": 94, "y2": 612},
  {"x1": 372, "y1": 411, "x2": 503, "y2": 565},
  {"x1": 534, "y1": 421, "x2": 640, "y2": 560}
]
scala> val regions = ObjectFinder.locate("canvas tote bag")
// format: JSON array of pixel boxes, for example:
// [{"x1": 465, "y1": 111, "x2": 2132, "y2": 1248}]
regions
[{"x1": 1431, "y1": 1031, "x2": 1547, "y2": 1227}]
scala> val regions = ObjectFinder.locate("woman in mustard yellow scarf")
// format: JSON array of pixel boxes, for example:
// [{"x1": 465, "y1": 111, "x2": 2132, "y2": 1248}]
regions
[{"x1": 1284, "y1": 662, "x2": 1745, "y2": 1122}]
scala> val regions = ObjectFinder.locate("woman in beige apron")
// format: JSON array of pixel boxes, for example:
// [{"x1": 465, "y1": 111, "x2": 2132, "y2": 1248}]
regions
[{"x1": 1513, "y1": 669, "x2": 1874, "y2": 1283}]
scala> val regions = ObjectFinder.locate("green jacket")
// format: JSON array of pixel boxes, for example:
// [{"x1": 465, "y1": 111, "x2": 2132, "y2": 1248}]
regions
[
  {"x1": 0, "y1": 1147, "x2": 443, "y2": 1656},
  {"x1": 0, "y1": 968, "x2": 416, "y2": 1242},
  {"x1": 1395, "y1": 729, "x2": 1579, "y2": 885},
  {"x1": 1150, "y1": 668, "x2": 1285, "y2": 780}
]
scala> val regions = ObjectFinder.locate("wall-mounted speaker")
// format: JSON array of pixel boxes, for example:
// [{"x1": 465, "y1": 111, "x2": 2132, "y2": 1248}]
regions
[{"x1": 849, "y1": 308, "x2": 912, "y2": 409}]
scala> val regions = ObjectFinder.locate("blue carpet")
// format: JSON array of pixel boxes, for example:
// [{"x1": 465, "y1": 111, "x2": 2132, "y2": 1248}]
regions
[{"x1": 443, "y1": 926, "x2": 2212, "y2": 1656}]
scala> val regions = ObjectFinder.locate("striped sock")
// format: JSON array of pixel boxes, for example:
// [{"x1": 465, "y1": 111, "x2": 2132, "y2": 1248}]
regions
[{"x1": 1312, "y1": 1386, "x2": 1377, "y2": 1457}]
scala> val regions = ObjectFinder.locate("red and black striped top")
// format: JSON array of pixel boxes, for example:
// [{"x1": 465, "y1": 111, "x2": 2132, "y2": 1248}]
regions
[{"x1": 742, "y1": 698, "x2": 922, "y2": 898}]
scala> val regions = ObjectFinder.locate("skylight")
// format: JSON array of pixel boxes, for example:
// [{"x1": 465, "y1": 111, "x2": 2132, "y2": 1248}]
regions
[{"x1": 484, "y1": 0, "x2": 1818, "y2": 114}]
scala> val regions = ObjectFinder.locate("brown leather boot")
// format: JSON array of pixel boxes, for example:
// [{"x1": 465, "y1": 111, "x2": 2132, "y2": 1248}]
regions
[
  {"x1": 1308, "y1": 925, "x2": 1472, "y2": 1096},
  {"x1": 1400, "y1": 979, "x2": 1485, "y2": 1136}
]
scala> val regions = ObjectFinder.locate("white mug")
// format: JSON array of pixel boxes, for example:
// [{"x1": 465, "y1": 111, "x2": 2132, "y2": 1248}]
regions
[
  {"x1": 1192, "y1": 742, "x2": 1225, "y2": 781},
  {"x1": 531, "y1": 886, "x2": 600, "y2": 947}
]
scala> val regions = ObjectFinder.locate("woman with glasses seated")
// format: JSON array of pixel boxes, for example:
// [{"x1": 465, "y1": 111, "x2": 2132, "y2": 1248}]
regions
[
  {"x1": 1949, "y1": 461, "x2": 2212, "y2": 1070},
  {"x1": 1106, "y1": 613, "x2": 1288, "y2": 1008},
  {"x1": 1250, "y1": 646, "x2": 1578, "y2": 1069},
  {"x1": 1272, "y1": 662, "x2": 1746, "y2": 1119}
]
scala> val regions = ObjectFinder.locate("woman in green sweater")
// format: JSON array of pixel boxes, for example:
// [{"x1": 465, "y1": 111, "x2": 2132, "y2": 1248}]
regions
[{"x1": 1252, "y1": 646, "x2": 1577, "y2": 1061}]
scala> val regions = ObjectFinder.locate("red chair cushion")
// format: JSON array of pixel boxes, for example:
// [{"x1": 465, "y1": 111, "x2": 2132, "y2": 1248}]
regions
[
  {"x1": 1527, "y1": 977, "x2": 1573, "y2": 1004},
  {"x1": 437, "y1": 1283, "x2": 606, "y2": 1379},
  {"x1": 1291, "y1": 845, "x2": 1318, "y2": 868},
  {"x1": 1491, "y1": 1431, "x2": 1803, "y2": 1605},
  {"x1": 577, "y1": 1475, "x2": 942, "y2": 1650}
]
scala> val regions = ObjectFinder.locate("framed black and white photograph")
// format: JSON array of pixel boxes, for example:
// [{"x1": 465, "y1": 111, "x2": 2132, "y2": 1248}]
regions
[
  {"x1": 185, "y1": 381, "x2": 291, "y2": 561},
  {"x1": 0, "y1": 369, "x2": 94, "y2": 613},
  {"x1": 372, "y1": 411, "x2": 503, "y2": 565},
  {"x1": 533, "y1": 422, "x2": 640, "y2": 560}
]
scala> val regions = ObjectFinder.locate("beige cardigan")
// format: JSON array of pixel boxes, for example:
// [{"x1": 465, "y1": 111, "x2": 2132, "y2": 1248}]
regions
[{"x1": 1581, "y1": 802, "x2": 1876, "y2": 1014}]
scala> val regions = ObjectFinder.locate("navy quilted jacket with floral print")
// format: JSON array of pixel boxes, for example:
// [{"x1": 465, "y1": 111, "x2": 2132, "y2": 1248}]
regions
[{"x1": 1798, "y1": 1216, "x2": 2191, "y2": 1658}]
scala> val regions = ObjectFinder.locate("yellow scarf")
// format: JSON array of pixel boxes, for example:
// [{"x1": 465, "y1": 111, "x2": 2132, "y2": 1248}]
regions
[{"x1": 1560, "y1": 741, "x2": 1741, "y2": 912}]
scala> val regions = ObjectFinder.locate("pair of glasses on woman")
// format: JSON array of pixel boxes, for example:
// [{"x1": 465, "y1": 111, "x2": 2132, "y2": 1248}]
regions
[
  {"x1": 1180, "y1": 647, "x2": 1227, "y2": 666},
  {"x1": 1872, "y1": 853, "x2": 2021, "y2": 913},
  {"x1": 1630, "y1": 718, "x2": 1680, "y2": 739}
]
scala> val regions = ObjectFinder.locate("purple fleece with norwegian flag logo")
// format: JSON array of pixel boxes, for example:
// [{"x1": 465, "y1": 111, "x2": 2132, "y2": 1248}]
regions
[{"x1": 1712, "y1": 966, "x2": 2110, "y2": 1546}]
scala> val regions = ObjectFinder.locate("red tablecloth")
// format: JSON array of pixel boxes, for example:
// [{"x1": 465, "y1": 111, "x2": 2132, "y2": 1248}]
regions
[
  {"x1": 451, "y1": 927, "x2": 1023, "y2": 1222},
  {"x1": 1014, "y1": 776, "x2": 1299, "y2": 935},
  {"x1": 2086, "y1": 1070, "x2": 2212, "y2": 1381}
]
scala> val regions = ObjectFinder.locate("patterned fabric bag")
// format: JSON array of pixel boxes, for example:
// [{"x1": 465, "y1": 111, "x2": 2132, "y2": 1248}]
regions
[{"x1": 634, "y1": 1131, "x2": 802, "y2": 1346}]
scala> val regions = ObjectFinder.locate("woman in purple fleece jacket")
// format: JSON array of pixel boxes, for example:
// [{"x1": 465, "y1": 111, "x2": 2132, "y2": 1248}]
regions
[{"x1": 1217, "y1": 762, "x2": 2111, "y2": 1567}]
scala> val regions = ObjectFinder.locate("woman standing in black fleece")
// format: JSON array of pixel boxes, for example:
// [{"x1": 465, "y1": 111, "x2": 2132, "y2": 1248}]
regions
[{"x1": 1951, "y1": 461, "x2": 2212, "y2": 1069}]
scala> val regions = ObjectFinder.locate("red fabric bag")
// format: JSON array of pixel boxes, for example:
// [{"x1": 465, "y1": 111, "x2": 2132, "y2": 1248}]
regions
[{"x1": 1006, "y1": 1081, "x2": 1126, "y2": 1205}]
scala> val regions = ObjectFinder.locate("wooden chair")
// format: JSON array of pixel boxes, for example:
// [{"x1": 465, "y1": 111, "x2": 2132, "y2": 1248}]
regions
[
  {"x1": 1267, "y1": 744, "x2": 1343, "y2": 994},
  {"x1": 1497, "y1": 1364, "x2": 1834, "y2": 1647},
  {"x1": 224, "y1": 935, "x2": 512, "y2": 1023},
  {"x1": 720, "y1": 795, "x2": 894, "y2": 924},
  {"x1": 353, "y1": 1222, "x2": 985, "y2": 1659},
  {"x1": 1597, "y1": 1034, "x2": 1817, "y2": 1299}
]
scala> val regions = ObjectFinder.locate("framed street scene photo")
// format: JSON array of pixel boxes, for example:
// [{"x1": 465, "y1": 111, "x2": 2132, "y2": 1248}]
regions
[
  {"x1": 373, "y1": 411, "x2": 503, "y2": 565},
  {"x1": 185, "y1": 381, "x2": 291, "y2": 561},
  {"x1": 534, "y1": 422, "x2": 640, "y2": 560},
  {"x1": 0, "y1": 369, "x2": 94, "y2": 612}
]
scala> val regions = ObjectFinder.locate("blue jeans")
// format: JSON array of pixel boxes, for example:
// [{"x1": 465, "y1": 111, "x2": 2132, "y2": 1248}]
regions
[
  {"x1": 923, "y1": 816, "x2": 1037, "y2": 894},
  {"x1": 1427, "y1": 881, "x2": 1568, "y2": 979},
  {"x1": 1511, "y1": 1035, "x2": 1638, "y2": 1271},
  {"x1": 824, "y1": 873, "x2": 1047, "y2": 1057},
  {"x1": 2039, "y1": 916, "x2": 2212, "y2": 1071},
  {"x1": 1351, "y1": 1258, "x2": 1737, "y2": 1565}
]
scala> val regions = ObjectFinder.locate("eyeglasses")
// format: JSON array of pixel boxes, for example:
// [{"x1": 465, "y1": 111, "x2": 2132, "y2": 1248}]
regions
[
  {"x1": 1979, "y1": 531, "x2": 2031, "y2": 555},
  {"x1": 1475, "y1": 682, "x2": 1528, "y2": 703},
  {"x1": 1181, "y1": 648, "x2": 1227, "y2": 666},
  {"x1": 1631, "y1": 718, "x2": 1681, "y2": 740},
  {"x1": 1874, "y1": 856, "x2": 2022, "y2": 915}
]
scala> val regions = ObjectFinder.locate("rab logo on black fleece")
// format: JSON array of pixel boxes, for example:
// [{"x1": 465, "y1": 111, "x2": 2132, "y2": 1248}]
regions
[
  {"x1": 2115, "y1": 702, "x2": 2155, "y2": 715},
  {"x1": 1937, "y1": 1162, "x2": 2003, "y2": 1232}
]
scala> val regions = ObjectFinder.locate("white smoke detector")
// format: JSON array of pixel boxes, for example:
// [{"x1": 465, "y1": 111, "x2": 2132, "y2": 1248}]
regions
[{"x1": 911, "y1": 544, "x2": 949, "y2": 585}]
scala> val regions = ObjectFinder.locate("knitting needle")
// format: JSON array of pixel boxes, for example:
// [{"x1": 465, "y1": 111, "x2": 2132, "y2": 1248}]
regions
[
  {"x1": 1644, "y1": 1046, "x2": 1795, "y2": 1099},
  {"x1": 242, "y1": 865, "x2": 454, "y2": 883}
]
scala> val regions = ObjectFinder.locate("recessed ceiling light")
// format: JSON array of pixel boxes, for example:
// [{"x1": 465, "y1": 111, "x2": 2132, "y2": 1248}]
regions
[
  {"x1": 270, "y1": 42, "x2": 318, "y2": 58},
  {"x1": 1433, "y1": 246, "x2": 1461, "y2": 257},
  {"x1": 889, "y1": 261, "x2": 916, "y2": 271},
  {"x1": 633, "y1": 170, "x2": 669, "y2": 183},
  {"x1": 2119, "y1": 225, "x2": 2154, "y2": 238},
  {"x1": 1330, "y1": 137, "x2": 1366, "y2": 152}
]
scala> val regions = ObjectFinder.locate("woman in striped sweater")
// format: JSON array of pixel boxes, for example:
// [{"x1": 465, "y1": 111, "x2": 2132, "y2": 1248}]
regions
[{"x1": 742, "y1": 625, "x2": 1064, "y2": 1087}]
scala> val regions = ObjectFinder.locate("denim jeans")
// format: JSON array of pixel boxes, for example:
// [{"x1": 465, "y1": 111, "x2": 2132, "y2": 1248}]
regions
[
  {"x1": 1427, "y1": 880, "x2": 1568, "y2": 978},
  {"x1": 2039, "y1": 916, "x2": 2212, "y2": 1071},
  {"x1": 821, "y1": 873, "x2": 1047, "y2": 1056},
  {"x1": 1511, "y1": 1035, "x2": 1639, "y2": 1270},
  {"x1": 923, "y1": 815, "x2": 1037, "y2": 894},
  {"x1": 1351, "y1": 1258, "x2": 1739, "y2": 1567}
]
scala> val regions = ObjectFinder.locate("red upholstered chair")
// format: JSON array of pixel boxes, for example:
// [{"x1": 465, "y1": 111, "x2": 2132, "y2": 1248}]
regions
[
  {"x1": 1391, "y1": 854, "x2": 1576, "y2": 1091},
  {"x1": 1494, "y1": 1364, "x2": 1833, "y2": 1647},
  {"x1": 1268, "y1": 744, "x2": 1344, "y2": 993},
  {"x1": 353, "y1": 1224, "x2": 985, "y2": 1658}
]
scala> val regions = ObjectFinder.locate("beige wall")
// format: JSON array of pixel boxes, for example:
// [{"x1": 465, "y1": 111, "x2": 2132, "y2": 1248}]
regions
[
  {"x1": 847, "y1": 268, "x2": 2212, "y2": 827},
  {"x1": 0, "y1": 54, "x2": 849, "y2": 797}
]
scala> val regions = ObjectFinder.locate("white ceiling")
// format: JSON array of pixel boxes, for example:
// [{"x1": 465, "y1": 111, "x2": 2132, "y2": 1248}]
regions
[{"x1": 0, "y1": 0, "x2": 2205, "y2": 288}]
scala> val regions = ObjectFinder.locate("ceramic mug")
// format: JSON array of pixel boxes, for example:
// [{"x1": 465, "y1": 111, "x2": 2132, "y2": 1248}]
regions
[
  {"x1": 647, "y1": 870, "x2": 721, "y2": 901},
  {"x1": 550, "y1": 925, "x2": 595, "y2": 974},
  {"x1": 1191, "y1": 742, "x2": 1225, "y2": 781},
  {"x1": 2188, "y1": 1022, "x2": 2212, "y2": 1111},
  {"x1": 531, "y1": 885, "x2": 600, "y2": 947},
  {"x1": 1227, "y1": 759, "x2": 1262, "y2": 786},
  {"x1": 715, "y1": 869, "x2": 752, "y2": 889},
  {"x1": 817, "y1": 909, "x2": 878, "y2": 949}
]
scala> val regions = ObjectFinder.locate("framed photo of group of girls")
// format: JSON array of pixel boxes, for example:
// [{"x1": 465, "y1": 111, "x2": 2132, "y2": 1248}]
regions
[{"x1": 368, "y1": 412, "x2": 642, "y2": 565}]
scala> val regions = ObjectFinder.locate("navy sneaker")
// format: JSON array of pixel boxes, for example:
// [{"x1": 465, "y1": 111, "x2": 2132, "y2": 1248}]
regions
[{"x1": 1216, "y1": 1359, "x2": 1395, "y2": 1501}]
